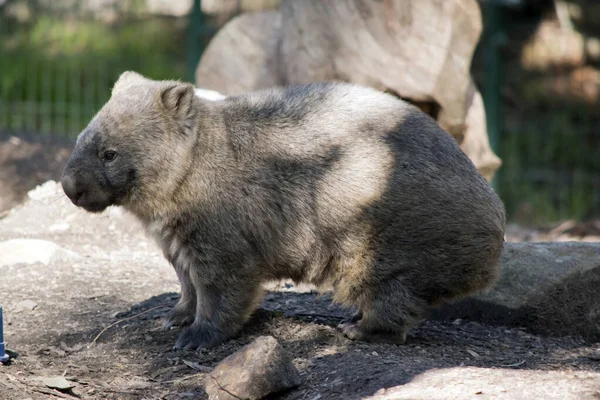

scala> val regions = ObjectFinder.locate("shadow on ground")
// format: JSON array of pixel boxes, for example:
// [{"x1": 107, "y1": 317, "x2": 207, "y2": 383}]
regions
[{"x1": 12, "y1": 289, "x2": 595, "y2": 400}]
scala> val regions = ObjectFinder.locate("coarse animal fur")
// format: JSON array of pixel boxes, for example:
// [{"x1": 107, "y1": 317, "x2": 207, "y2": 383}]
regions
[{"x1": 61, "y1": 71, "x2": 506, "y2": 349}]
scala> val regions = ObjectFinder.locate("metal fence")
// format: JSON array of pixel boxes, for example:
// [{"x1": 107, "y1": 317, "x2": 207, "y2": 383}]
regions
[
  {"x1": 0, "y1": 0, "x2": 214, "y2": 138},
  {"x1": 1, "y1": 55, "x2": 120, "y2": 138},
  {"x1": 478, "y1": 1, "x2": 600, "y2": 223}
]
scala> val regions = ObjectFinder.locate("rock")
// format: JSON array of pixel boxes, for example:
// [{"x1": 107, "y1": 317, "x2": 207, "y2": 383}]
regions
[
  {"x1": 363, "y1": 367, "x2": 600, "y2": 400},
  {"x1": 521, "y1": 20, "x2": 585, "y2": 70},
  {"x1": 433, "y1": 242, "x2": 600, "y2": 340},
  {"x1": 459, "y1": 80, "x2": 502, "y2": 182},
  {"x1": 27, "y1": 180, "x2": 60, "y2": 201},
  {"x1": 205, "y1": 336, "x2": 301, "y2": 400},
  {"x1": 14, "y1": 299, "x2": 38, "y2": 313},
  {"x1": 196, "y1": 10, "x2": 282, "y2": 96},
  {"x1": 42, "y1": 376, "x2": 75, "y2": 391},
  {"x1": 0, "y1": 239, "x2": 79, "y2": 267}
]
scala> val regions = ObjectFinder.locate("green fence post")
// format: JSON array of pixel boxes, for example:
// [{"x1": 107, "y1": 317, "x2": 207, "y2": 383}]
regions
[
  {"x1": 483, "y1": 1, "x2": 505, "y2": 192},
  {"x1": 186, "y1": 0, "x2": 203, "y2": 84}
]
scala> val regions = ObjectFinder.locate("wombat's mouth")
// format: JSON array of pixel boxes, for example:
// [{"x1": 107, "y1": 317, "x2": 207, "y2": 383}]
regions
[
  {"x1": 72, "y1": 194, "x2": 114, "y2": 213},
  {"x1": 80, "y1": 202, "x2": 110, "y2": 213}
]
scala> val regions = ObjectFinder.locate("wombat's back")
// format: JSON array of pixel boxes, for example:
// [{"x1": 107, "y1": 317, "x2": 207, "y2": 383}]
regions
[
  {"x1": 216, "y1": 82, "x2": 505, "y2": 302},
  {"x1": 378, "y1": 110, "x2": 506, "y2": 302}
]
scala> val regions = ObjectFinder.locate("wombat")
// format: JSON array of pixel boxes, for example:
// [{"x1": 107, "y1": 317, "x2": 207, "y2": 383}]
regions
[{"x1": 61, "y1": 71, "x2": 506, "y2": 350}]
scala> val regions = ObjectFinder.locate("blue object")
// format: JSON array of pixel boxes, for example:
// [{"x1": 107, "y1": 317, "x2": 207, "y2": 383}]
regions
[{"x1": 0, "y1": 306, "x2": 9, "y2": 363}]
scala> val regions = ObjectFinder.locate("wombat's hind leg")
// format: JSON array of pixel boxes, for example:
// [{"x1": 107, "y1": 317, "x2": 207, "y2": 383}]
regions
[
  {"x1": 337, "y1": 277, "x2": 427, "y2": 344},
  {"x1": 163, "y1": 268, "x2": 197, "y2": 330},
  {"x1": 337, "y1": 309, "x2": 362, "y2": 332}
]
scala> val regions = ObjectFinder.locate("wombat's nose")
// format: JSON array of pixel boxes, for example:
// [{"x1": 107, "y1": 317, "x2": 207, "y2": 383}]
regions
[{"x1": 61, "y1": 174, "x2": 83, "y2": 205}]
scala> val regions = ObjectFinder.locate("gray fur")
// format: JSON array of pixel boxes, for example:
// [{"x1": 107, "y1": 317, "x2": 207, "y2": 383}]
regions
[{"x1": 61, "y1": 71, "x2": 506, "y2": 349}]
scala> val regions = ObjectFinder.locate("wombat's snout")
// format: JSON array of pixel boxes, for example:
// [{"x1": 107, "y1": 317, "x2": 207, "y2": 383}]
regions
[
  {"x1": 61, "y1": 163, "x2": 114, "y2": 213},
  {"x1": 61, "y1": 172, "x2": 84, "y2": 206}
]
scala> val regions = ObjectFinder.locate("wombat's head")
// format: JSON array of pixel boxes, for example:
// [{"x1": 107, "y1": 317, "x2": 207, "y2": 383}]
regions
[{"x1": 61, "y1": 71, "x2": 199, "y2": 214}]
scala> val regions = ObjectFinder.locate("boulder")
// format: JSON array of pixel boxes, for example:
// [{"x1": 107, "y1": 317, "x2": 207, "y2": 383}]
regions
[
  {"x1": 460, "y1": 80, "x2": 502, "y2": 182},
  {"x1": 205, "y1": 336, "x2": 301, "y2": 400},
  {"x1": 195, "y1": 11, "x2": 282, "y2": 95},
  {"x1": 433, "y1": 242, "x2": 600, "y2": 340}
]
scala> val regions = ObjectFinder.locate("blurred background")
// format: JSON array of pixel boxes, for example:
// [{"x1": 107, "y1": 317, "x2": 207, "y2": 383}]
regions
[{"x1": 0, "y1": 0, "x2": 599, "y2": 233}]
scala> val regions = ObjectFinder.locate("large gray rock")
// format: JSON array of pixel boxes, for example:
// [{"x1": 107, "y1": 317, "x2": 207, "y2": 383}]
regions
[
  {"x1": 364, "y1": 367, "x2": 600, "y2": 400},
  {"x1": 205, "y1": 336, "x2": 301, "y2": 400},
  {"x1": 433, "y1": 242, "x2": 600, "y2": 340}
]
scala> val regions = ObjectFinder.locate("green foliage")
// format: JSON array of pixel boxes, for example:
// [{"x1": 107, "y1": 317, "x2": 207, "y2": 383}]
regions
[
  {"x1": 497, "y1": 105, "x2": 599, "y2": 224},
  {"x1": 0, "y1": 14, "x2": 187, "y2": 137}
]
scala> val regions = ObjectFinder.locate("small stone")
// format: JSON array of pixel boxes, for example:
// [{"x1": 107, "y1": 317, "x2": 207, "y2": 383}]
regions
[
  {"x1": 42, "y1": 376, "x2": 75, "y2": 391},
  {"x1": 205, "y1": 336, "x2": 301, "y2": 400},
  {"x1": 466, "y1": 349, "x2": 480, "y2": 358},
  {"x1": 15, "y1": 300, "x2": 38, "y2": 313}
]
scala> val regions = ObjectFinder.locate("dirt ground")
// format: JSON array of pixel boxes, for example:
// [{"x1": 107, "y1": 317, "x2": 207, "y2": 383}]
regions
[
  {"x1": 0, "y1": 133, "x2": 73, "y2": 216},
  {"x1": 0, "y1": 136, "x2": 599, "y2": 400}
]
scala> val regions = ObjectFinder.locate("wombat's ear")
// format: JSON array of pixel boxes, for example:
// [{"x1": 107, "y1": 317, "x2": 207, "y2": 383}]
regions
[
  {"x1": 160, "y1": 83, "x2": 196, "y2": 128},
  {"x1": 112, "y1": 71, "x2": 146, "y2": 95}
]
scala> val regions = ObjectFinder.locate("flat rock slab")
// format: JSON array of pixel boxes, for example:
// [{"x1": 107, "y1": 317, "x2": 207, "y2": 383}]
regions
[
  {"x1": 0, "y1": 238, "x2": 79, "y2": 267},
  {"x1": 433, "y1": 242, "x2": 600, "y2": 340},
  {"x1": 364, "y1": 367, "x2": 600, "y2": 400},
  {"x1": 205, "y1": 335, "x2": 301, "y2": 400}
]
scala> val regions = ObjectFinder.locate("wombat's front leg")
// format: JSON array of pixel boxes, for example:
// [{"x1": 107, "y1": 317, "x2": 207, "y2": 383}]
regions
[
  {"x1": 173, "y1": 274, "x2": 264, "y2": 350},
  {"x1": 163, "y1": 267, "x2": 196, "y2": 330}
]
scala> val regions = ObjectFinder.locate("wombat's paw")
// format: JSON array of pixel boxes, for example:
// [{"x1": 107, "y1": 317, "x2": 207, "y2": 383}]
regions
[
  {"x1": 337, "y1": 322, "x2": 365, "y2": 341},
  {"x1": 173, "y1": 324, "x2": 226, "y2": 351},
  {"x1": 337, "y1": 322, "x2": 407, "y2": 344},
  {"x1": 162, "y1": 307, "x2": 194, "y2": 330}
]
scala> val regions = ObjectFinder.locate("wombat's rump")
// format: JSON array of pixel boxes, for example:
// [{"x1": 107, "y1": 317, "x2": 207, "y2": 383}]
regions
[{"x1": 61, "y1": 71, "x2": 506, "y2": 349}]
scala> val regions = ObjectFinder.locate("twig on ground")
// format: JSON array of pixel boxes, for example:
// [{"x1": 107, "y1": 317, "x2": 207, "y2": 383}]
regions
[
  {"x1": 158, "y1": 372, "x2": 206, "y2": 385},
  {"x1": 90, "y1": 305, "x2": 168, "y2": 346},
  {"x1": 33, "y1": 388, "x2": 70, "y2": 399},
  {"x1": 500, "y1": 360, "x2": 526, "y2": 368}
]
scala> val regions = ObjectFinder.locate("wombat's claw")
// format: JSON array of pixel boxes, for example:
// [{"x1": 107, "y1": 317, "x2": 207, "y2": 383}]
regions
[
  {"x1": 162, "y1": 309, "x2": 194, "y2": 330},
  {"x1": 337, "y1": 322, "x2": 364, "y2": 341},
  {"x1": 173, "y1": 330, "x2": 204, "y2": 351},
  {"x1": 337, "y1": 322, "x2": 407, "y2": 344},
  {"x1": 173, "y1": 325, "x2": 225, "y2": 351}
]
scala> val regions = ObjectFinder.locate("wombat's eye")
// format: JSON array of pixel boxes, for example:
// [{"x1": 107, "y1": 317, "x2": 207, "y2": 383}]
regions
[{"x1": 103, "y1": 150, "x2": 117, "y2": 162}]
